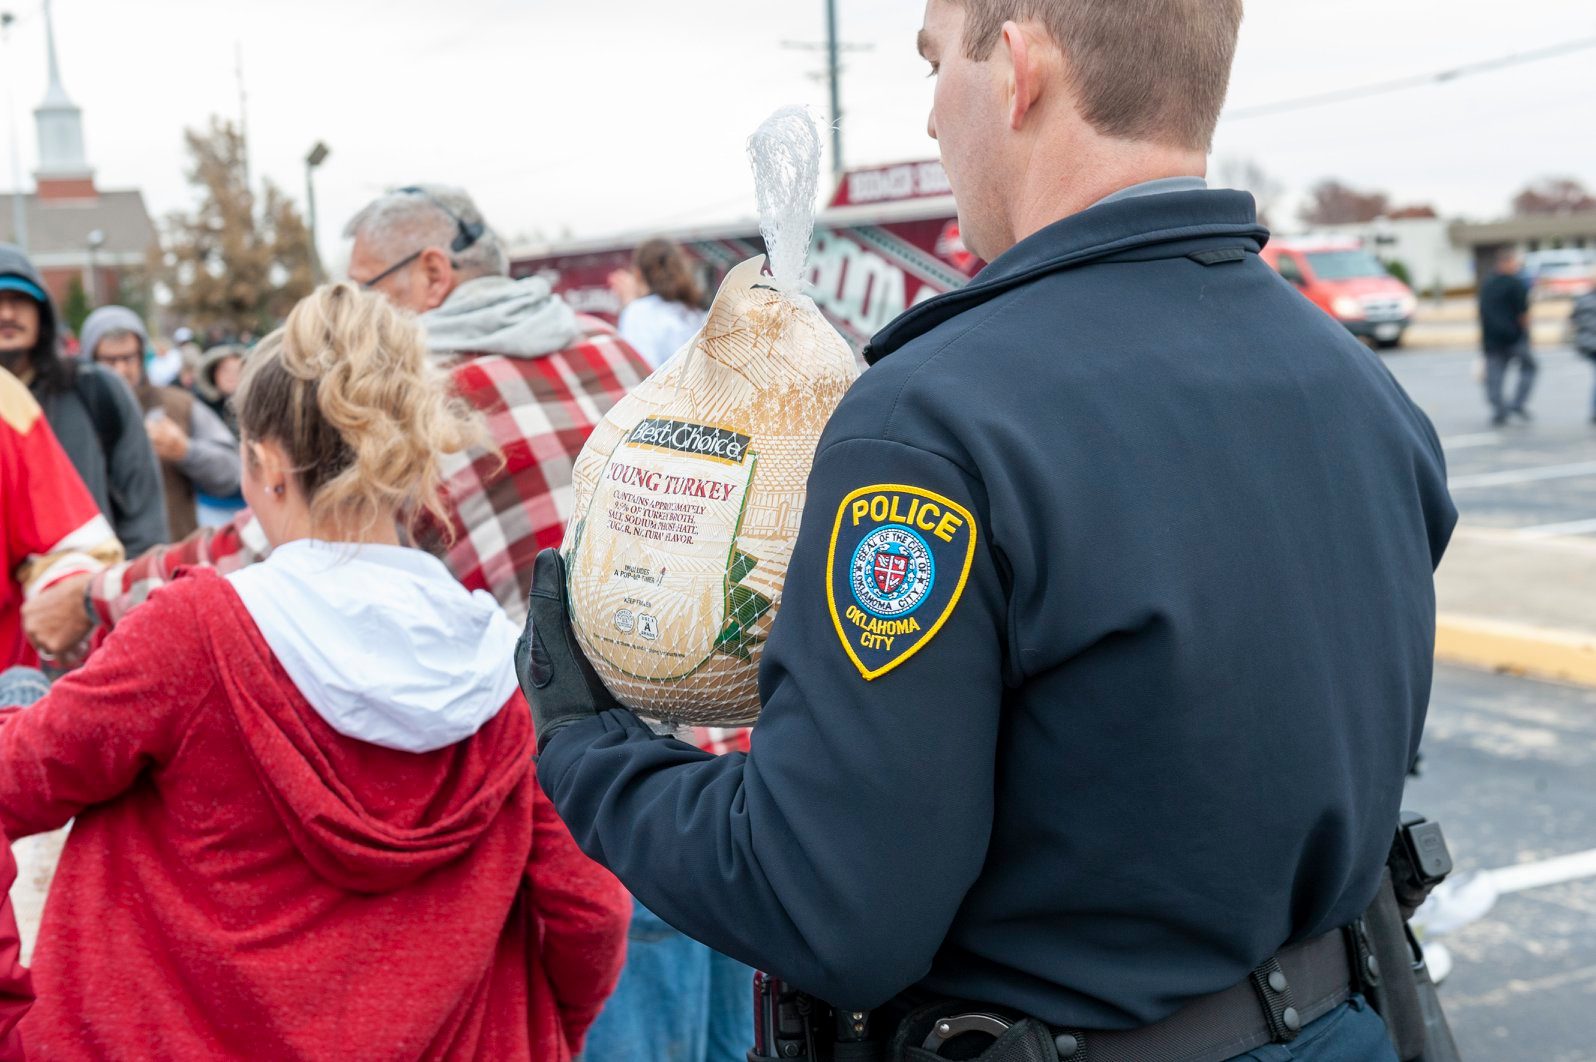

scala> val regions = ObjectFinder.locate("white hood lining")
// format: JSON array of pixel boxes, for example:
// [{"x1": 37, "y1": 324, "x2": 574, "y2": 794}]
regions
[{"x1": 229, "y1": 540, "x2": 521, "y2": 753}]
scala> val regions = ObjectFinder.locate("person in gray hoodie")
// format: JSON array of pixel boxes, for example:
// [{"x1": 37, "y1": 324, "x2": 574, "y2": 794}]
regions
[
  {"x1": 0, "y1": 245, "x2": 166, "y2": 554},
  {"x1": 81, "y1": 306, "x2": 241, "y2": 541}
]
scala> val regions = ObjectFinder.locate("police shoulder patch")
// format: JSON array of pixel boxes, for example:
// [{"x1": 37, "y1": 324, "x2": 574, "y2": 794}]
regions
[{"x1": 826, "y1": 483, "x2": 978, "y2": 681}]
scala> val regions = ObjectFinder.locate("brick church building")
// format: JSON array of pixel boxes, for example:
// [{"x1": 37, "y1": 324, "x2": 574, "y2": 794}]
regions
[{"x1": 0, "y1": 0, "x2": 156, "y2": 317}]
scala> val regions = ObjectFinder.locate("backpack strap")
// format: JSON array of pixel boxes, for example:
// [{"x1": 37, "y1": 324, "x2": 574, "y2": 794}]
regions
[{"x1": 73, "y1": 364, "x2": 127, "y2": 463}]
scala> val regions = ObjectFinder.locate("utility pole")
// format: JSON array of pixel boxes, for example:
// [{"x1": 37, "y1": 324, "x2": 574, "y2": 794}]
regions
[
  {"x1": 783, "y1": 1, "x2": 873, "y2": 191},
  {"x1": 305, "y1": 141, "x2": 329, "y2": 282},
  {"x1": 235, "y1": 42, "x2": 251, "y2": 196},
  {"x1": 825, "y1": 0, "x2": 843, "y2": 185},
  {"x1": 0, "y1": 11, "x2": 26, "y2": 251}
]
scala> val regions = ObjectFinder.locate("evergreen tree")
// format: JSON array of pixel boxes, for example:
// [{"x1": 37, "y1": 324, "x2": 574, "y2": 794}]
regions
[{"x1": 62, "y1": 276, "x2": 90, "y2": 337}]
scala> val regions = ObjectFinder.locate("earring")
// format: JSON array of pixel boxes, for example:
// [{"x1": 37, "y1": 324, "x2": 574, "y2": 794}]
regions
[{"x1": 272, "y1": 485, "x2": 285, "y2": 496}]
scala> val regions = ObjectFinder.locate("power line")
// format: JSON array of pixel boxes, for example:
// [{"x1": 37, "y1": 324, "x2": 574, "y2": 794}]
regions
[{"x1": 1223, "y1": 34, "x2": 1596, "y2": 122}]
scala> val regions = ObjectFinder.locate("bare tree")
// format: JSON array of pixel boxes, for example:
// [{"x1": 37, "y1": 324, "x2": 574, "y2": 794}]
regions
[
  {"x1": 157, "y1": 118, "x2": 315, "y2": 336},
  {"x1": 1387, "y1": 205, "x2": 1439, "y2": 220},
  {"x1": 1214, "y1": 157, "x2": 1285, "y2": 227},
  {"x1": 1299, "y1": 180, "x2": 1392, "y2": 226},
  {"x1": 1511, "y1": 176, "x2": 1596, "y2": 216}
]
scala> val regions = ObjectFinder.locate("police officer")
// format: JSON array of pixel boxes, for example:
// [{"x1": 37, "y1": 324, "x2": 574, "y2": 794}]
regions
[{"x1": 519, "y1": 1, "x2": 1457, "y2": 1059}]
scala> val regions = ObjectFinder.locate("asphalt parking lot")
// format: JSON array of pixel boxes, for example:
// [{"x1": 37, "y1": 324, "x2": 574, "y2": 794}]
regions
[
  {"x1": 1385, "y1": 340, "x2": 1596, "y2": 1060},
  {"x1": 1385, "y1": 343, "x2": 1596, "y2": 535},
  {"x1": 1406, "y1": 665, "x2": 1596, "y2": 1062}
]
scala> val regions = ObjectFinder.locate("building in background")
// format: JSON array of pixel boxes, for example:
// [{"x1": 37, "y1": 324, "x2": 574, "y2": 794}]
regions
[
  {"x1": 512, "y1": 160, "x2": 975, "y2": 350},
  {"x1": 1450, "y1": 212, "x2": 1596, "y2": 295},
  {"x1": 1312, "y1": 216, "x2": 1476, "y2": 297},
  {"x1": 0, "y1": 0, "x2": 155, "y2": 320}
]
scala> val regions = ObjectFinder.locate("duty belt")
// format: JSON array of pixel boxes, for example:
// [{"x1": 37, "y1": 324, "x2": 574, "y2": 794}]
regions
[{"x1": 906, "y1": 929, "x2": 1354, "y2": 1062}]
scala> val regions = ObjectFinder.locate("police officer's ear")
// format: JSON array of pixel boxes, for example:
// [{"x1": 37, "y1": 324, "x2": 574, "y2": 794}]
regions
[{"x1": 1000, "y1": 20, "x2": 1050, "y2": 131}]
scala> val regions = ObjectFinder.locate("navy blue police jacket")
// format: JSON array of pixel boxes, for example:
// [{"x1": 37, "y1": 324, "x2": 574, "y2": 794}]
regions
[{"x1": 539, "y1": 189, "x2": 1458, "y2": 1030}]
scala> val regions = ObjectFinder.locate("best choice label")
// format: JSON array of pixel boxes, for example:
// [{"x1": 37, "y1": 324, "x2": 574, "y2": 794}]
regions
[{"x1": 627, "y1": 418, "x2": 752, "y2": 466}]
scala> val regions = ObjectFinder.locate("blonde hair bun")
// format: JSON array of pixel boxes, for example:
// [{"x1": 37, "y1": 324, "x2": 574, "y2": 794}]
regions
[{"x1": 236, "y1": 282, "x2": 484, "y2": 537}]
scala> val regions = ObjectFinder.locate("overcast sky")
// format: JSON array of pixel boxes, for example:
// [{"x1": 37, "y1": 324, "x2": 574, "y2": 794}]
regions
[{"x1": 3, "y1": 0, "x2": 1593, "y2": 265}]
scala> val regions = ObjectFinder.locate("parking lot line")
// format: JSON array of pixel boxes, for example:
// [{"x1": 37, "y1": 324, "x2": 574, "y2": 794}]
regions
[
  {"x1": 1440, "y1": 432, "x2": 1504, "y2": 450},
  {"x1": 1448, "y1": 461, "x2": 1596, "y2": 490},
  {"x1": 1484, "y1": 848, "x2": 1596, "y2": 896}
]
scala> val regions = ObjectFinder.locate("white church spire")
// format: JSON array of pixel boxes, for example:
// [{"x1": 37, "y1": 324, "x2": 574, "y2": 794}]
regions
[
  {"x1": 34, "y1": 0, "x2": 91, "y2": 180},
  {"x1": 40, "y1": 0, "x2": 70, "y2": 106}
]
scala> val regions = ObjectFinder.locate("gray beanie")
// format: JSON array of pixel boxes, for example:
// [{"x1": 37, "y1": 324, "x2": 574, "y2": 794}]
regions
[{"x1": 79, "y1": 305, "x2": 150, "y2": 362}]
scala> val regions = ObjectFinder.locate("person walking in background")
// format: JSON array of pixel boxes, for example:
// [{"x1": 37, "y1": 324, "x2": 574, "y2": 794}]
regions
[
  {"x1": 1572, "y1": 286, "x2": 1596, "y2": 425},
  {"x1": 82, "y1": 307, "x2": 241, "y2": 542},
  {"x1": 1478, "y1": 248, "x2": 1536, "y2": 426},
  {"x1": 610, "y1": 238, "x2": 709, "y2": 369},
  {"x1": 1, "y1": 366, "x2": 122, "y2": 672},
  {"x1": 0, "y1": 285, "x2": 629, "y2": 1059},
  {"x1": 0, "y1": 245, "x2": 168, "y2": 555}
]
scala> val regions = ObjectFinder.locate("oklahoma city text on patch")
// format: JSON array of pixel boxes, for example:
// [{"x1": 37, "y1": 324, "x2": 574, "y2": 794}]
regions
[{"x1": 826, "y1": 483, "x2": 977, "y2": 681}]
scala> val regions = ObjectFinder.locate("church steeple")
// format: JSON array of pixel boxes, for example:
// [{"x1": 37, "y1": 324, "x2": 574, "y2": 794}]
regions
[
  {"x1": 34, "y1": 0, "x2": 94, "y2": 194},
  {"x1": 40, "y1": 0, "x2": 70, "y2": 107}
]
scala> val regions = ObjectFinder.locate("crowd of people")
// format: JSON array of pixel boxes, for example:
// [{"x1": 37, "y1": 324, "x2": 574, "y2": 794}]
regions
[
  {"x1": 0, "y1": 186, "x2": 747, "y2": 1059},
  {"x1": 0, "y1": 0, "x2": 1511, "y2": 1056}
]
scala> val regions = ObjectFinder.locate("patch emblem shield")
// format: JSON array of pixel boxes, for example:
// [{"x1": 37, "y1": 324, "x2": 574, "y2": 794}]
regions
[
  {"x1": 852, "y1": 528, "x2": 934, "y2": 617},
  {"x1": 827, "y1": 483, "x2": 977, "y2": 681},
  {"x1": 873, "y1": 548, "x2": 908, "y2": 596}
]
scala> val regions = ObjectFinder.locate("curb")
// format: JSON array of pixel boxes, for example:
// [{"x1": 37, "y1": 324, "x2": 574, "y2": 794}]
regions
[
  {"x1": 1401, "y1": 323, "x2": 1568, "y2": 351},
  {"x1": 1436, "y1": 614, "x2": 1596, "y2": 688}
]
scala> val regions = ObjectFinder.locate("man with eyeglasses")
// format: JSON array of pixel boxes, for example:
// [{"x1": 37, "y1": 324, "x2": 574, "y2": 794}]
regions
[
  {"x1": 24, "y1": 183, "x2": 649, "y2": 656},
  {"x1": 80, "y1": 306, "x2": 240, "y2": 543}
]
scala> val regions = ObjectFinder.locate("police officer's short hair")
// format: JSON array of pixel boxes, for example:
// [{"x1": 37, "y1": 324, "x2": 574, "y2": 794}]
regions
[{"x1": 952, "y1": 0, "x2": 1244, "y2": 152}]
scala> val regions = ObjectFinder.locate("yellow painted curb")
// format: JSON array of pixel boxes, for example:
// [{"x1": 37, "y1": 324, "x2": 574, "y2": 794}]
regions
[{"x1": 1436, "y1": 614, "x2": 1596, "y2": 688}]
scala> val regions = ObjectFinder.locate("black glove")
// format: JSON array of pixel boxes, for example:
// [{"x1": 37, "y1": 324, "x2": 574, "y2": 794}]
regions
[{"x1": 516, "y1": 548, "x2": 622, "y2": 754}]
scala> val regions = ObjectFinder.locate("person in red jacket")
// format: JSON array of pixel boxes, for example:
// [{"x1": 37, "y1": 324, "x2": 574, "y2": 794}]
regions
[
  {"x1": 0, "y1": 284, "x2": 629, "y2": 1060},
  {"x1": 0, "y1": 365, "x2": 122, "y2": 673},
  {"x1": 0, "y1": 831, "x2": 33, "y2": 1060}
]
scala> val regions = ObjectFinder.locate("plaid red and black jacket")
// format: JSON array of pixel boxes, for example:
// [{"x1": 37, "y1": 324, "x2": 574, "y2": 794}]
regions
[{"x1": 87, "y1": 319, "x2": 750, "y2": 754}]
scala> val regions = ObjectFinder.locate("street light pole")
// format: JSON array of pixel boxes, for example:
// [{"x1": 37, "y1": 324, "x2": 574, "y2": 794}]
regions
[
  {"x1": 0, "y1": 11, "x2": 27, "y2": 252},
  {"x1": 86, "y1": 228, "x2": 104, "y2": 307},
  {"x1": 304, "y1": 141, "x2": 329, "y2": 283}
]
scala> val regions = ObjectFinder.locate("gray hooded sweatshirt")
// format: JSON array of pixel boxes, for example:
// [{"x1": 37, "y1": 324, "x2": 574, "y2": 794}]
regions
[{"x1": 420, "y1": 274, "x2": 580, "y2": 359}]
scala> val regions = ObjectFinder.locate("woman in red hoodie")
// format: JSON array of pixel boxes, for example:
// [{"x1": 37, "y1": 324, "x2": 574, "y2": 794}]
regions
[{"x1": 0, "y1": 284, "x2": 629, "y2": 1060}]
